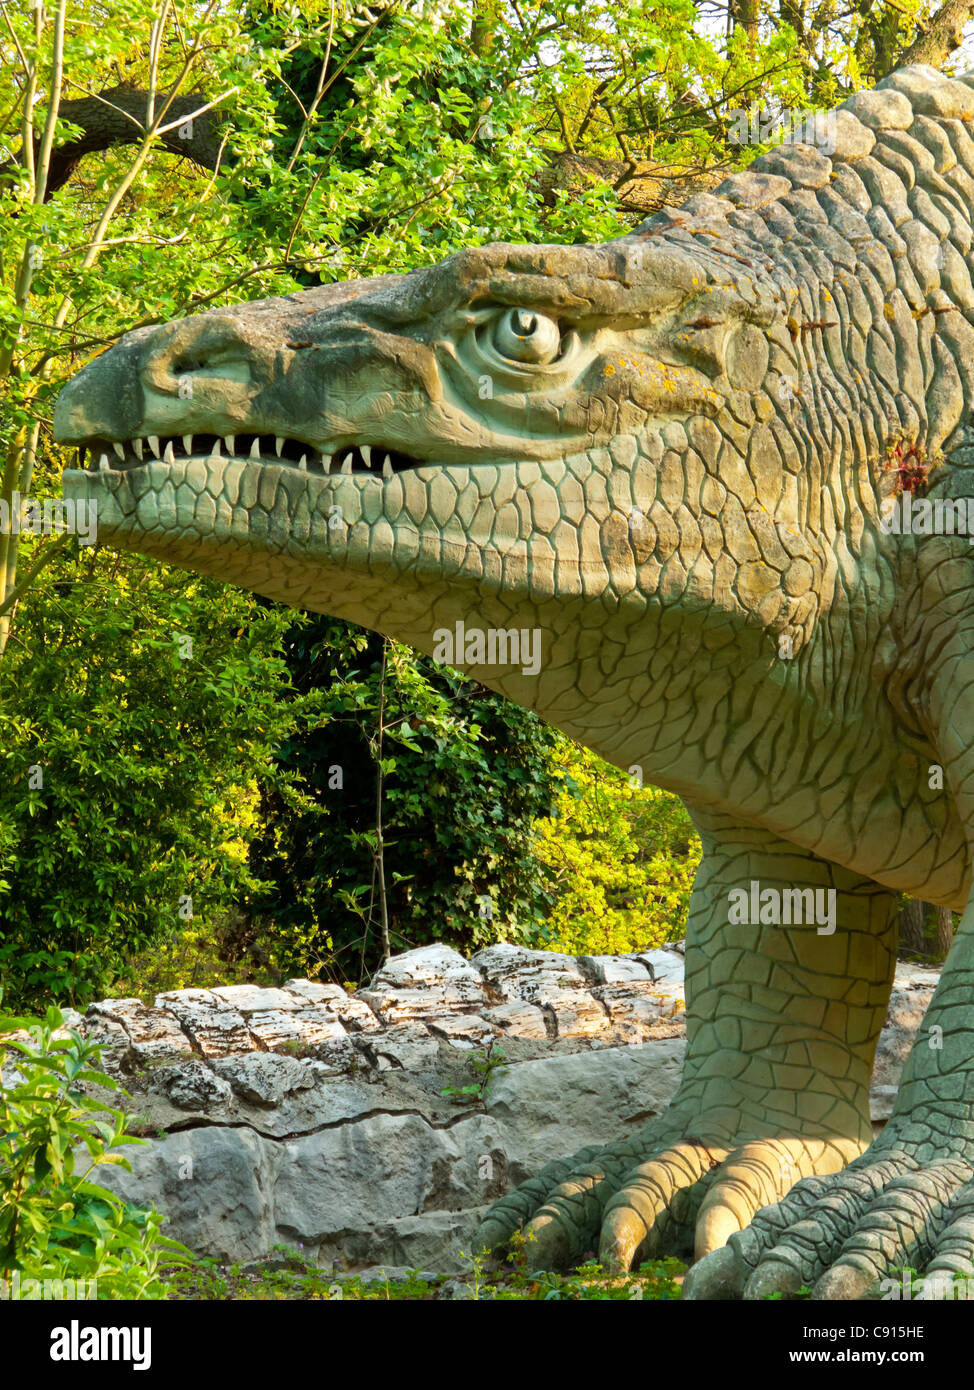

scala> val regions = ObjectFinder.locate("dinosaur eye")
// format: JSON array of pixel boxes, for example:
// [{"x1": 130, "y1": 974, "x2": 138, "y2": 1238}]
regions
[{"x1": 491, "y1": 307, "x2": 561, "y2": 365}]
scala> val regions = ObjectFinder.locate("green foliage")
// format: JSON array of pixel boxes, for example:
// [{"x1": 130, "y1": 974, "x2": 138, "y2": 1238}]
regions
[
  {"x1": 167, "y1": 1241, "x2": 685, "y2": 1301},
  {"x1": 0, "y1": 549, "x2": 302, "y2": 1009},
  {"x1": 246, "y1": 619, "x2": 562, "y2": 982},
  {"x1": 440, "y1": 1047, "x2": 508, "y2": 1105},
  {"x1": 168, "y1": 1249, "x2": 444, "y2": 1301},
  {"x1": 457, "y1": 1234, "x2": 684, "y2": 1301},
  {"x1": 109, "y1": 911, "x2": 281, "y2": 1001},
  {"x1": 0, "y1": 993, "x2": 189, "y2": 1298},
  {"x1": 534, "y1": 742, "x2": 701, "y2": 955}
]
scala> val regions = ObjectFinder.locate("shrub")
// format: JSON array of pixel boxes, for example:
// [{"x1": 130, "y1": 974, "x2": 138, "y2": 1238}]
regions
[
  {"x1": 535, "y1": 743, "x2": 701, "y2": 955},
  {"x1": 0, "y1": 550, "x2": 301, "y2": 1011},
  {"x1": 246, "y1": 623, "x2": 562, "y2": 982},
  {"x1": 0, "y1": 994, "x2": 189, "y2": 1298}
]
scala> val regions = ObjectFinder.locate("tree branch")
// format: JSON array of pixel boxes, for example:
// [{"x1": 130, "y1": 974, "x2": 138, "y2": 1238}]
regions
[
  {"x1": 4, "y1": 82, "x2": 227, "y2": 198},
  {"x1": 897, "y1": 0, "x2": 974, "y2": 68},
  {"x1": 537, "y1": 150, "x2": 727, "y2": 217}
]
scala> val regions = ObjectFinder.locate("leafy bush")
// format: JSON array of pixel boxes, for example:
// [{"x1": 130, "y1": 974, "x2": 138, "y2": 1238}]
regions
[
  {"x1": 0, "y1": 550, "x2": 302, "y2": 1010},
  {"x1": 246, "y1": 621, "x2": 562, "y2": 982},
  {"x1": 111, "y1": 910, "x2": 282, "y2": 1000},
  {"x1": 0, "y1": 995, "x2": 189, "y2": 1298},
  {"x1": 535, "y1": 742, "x2": 700, "y2": 956}
]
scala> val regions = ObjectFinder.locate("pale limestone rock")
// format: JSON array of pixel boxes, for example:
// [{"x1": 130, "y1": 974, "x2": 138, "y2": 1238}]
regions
[
  {"x1": 355, "y1": 986, "x2": 443, "y2": 1024},
  {"x1": 845, "y1": 88, "x2": 914, "y2": 130},
  {"x1": 597, "y1": 992, "x2": 664, "y2": 1033},
  {"x1": 540, "y1": 988, "x2": 609, "y2": 1039},
  {"x1": 284, "y1": 978, "x2": 354, "y2": 1005},
  {"x1": 158, "y1": 1058, "x2": 233, "y2": 1112},
  {"x1": 245, "y1": 1006, "x2": 347, "y2": 1052},
  {"x1": 284, "y1": 978, "x2": 383, "y2": 1034},
  {"x1": 78, "y1": 942, "x2": 941, "y2": 1274},
  {"x1": 369, "y1": 943, "x2": 483, "y2": 992},
  {"x1": 211, "y1": 984, "x2": 304, "y2": 1013},
  {"x1": 482, "y1": 1000, "x2": 549, "y2": 1039},
  {"x1": 78, "y1": 1012, "x2": 131, "y2": 1068},
  {"x1": 582, "y1": 955, "x2": 656, "y2": 987},
  {"x1": 872, "y1": 984, "x2": 936, "y2": 1093},
  {"x1": 155, "y1": 988, "x2": 255, "y2": 1057},
  {"x1": 88, "y1": 998, "x2": 193, "y2": 1063},
  {"x1": 369, "y1": 1022, "x2": 443, "y2": 1071},
  {"x1": 471, "y1": 943, "x2": 589, "y2": 1003},
  {"x1": 426, "y1": 1015, "x2": 495, "y2": 1047},
  {"x1": 361, "y1": 944, "x2": 486, "y2": 1019},
  {"x1": 211, "y1": 1053, "x2": 316, "y2": 1106}
]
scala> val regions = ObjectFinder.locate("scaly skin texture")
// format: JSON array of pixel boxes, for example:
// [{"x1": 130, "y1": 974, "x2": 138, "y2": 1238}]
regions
[{"x1": 53, "y1": 64, "x2": 974, "y2": 1297}]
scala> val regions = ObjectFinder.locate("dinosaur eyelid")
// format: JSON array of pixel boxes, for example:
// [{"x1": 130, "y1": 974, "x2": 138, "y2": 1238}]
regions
[{"x1": 489, "y1": 306, "x2": 562, "y2": 365}]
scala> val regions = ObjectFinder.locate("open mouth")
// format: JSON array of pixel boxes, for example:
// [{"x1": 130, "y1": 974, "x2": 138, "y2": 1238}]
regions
[{"x1": 76, "y1": 434, "x2": 423, "y2": 479}]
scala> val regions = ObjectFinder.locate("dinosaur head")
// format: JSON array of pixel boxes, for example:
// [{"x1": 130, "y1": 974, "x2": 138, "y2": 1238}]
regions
[
  {"x1": 53, "y1": 229, "x2": 799, "y2": 711},
  {"x1": 53, "y1": 66, "x2": 974, "y2": 797}
]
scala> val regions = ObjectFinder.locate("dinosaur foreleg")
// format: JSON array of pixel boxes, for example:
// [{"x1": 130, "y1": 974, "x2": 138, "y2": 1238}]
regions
[{"x1": 476, "y1": 815, "x2": 898, "y2": 1273}]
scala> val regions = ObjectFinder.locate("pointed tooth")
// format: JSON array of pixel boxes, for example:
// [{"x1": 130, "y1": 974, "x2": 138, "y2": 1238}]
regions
[
  {"x1": 182, "y1": 434, "x2": 193, "y2": 456},
  {"x1": 382, "y1": 454, "x2": 393, "y2": 479},
  {"x1": 148, "y1": 434, "x2": 160, "y2": 458},
  {"x1": 98, "y1": 453, "x2": 110, "y2": 472},
  {"x1": 341, "y1": 452, "x2": 353, "y2": 475},
  {"x1": 275, "y1": 436, "x2": 284, "y2": 457},
  {"x1": 361, "y1": 445, "x2": 372, "y2": 468},
  {"x1": 112, "y1": 441, "x2": 125, "y2": 461},
  {"x1": 322, "y1": 454, "x2": 332, "y2": 474},
  {"x1": 133, "y1": 438, "x2": 143, "y2": 460},
  {"x1": 298, "y1": 454, "x2": 308, "y2": 470},
  {"x1": 209, "y1": 439, "x2": 221, "y2": 459},
  {"x1": 164, "y1": 441, "x2": 175, "y2": 463},
  {"x1": 249, "y1": 437, "x2": 261, "y2": 459},
  {"x1": 225, "y1": 435, "x2": 235, "y2": 455}
]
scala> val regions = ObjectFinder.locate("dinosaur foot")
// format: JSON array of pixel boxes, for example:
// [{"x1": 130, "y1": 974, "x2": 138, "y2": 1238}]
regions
[
  {"x1": 685, "y1": 1126, "x2": 974, "y2": 1300},
  {"x1": 474, "y1": 1113, "x2": 863, "y2": 1275}
]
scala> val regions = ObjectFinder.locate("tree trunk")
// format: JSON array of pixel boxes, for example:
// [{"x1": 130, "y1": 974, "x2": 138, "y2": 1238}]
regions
[
  {"x1": 896, "y1": 0, "x2": 974, "y2": 72},
  {"x1": 738, "y1": 0, "x2": 760, "y2": 48},
  {"x1": 1, "y1": 84, "x2": 226, "y2": 200},
  {"x1": 899, "y1": 898, "x2": 955, "y2": 960},
  {"x1": 898, "y1": 897, "x2": 927, "y2": 956},
  {"x1": 936, "y1": 905, "x2": 955, "y2": 958}
]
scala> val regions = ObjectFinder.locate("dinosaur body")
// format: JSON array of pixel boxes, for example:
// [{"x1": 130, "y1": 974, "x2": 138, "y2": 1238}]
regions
[{"x1": 54, "y1": 65, "x2": 974, "y2": 1298}]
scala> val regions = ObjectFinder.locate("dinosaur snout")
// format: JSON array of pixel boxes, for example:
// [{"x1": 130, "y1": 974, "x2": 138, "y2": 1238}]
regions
[
  {"x1": 139, "y1": 314, "x2": 258, "y2": 400},
  {"x1": 53, "y1": 324, "x2": 156, "y2": 444}
]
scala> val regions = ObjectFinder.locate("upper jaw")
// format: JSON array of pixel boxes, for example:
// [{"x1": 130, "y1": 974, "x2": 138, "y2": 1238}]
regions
[{"x1": 72, "y1": 432, "x2": 423, "y2": 481}]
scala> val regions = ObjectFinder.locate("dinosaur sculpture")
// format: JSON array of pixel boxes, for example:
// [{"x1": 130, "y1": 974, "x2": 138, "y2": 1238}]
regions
[{"x1": 53, "y1": 64, "x2": 974, "y2": 1300}]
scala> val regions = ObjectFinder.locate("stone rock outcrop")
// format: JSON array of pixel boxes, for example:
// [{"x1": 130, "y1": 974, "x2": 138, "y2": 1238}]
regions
[{"x1": 2, "y1": 944, "x2": 938, "y2": 1272}]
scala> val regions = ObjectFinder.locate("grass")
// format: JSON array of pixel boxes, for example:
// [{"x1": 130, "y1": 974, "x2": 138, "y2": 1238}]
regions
[{"x1": 164, "y1": 1241, "x2": 686, "y2": 1301}]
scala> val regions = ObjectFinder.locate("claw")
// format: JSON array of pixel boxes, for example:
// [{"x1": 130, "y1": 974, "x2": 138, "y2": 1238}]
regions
[
  {"x1": 812, "y1": 1261, "x2": 876, "y2": 1300},
  {"x1": 743, "y1": 1257, "x2": 810, "y2": 1300},
  {"x1": 599, "y1": 1204, "x2": 649, "y2": 1274},
  {"x1": 682, "y1": 1244, "x2": 746, "y2": 1301}
]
